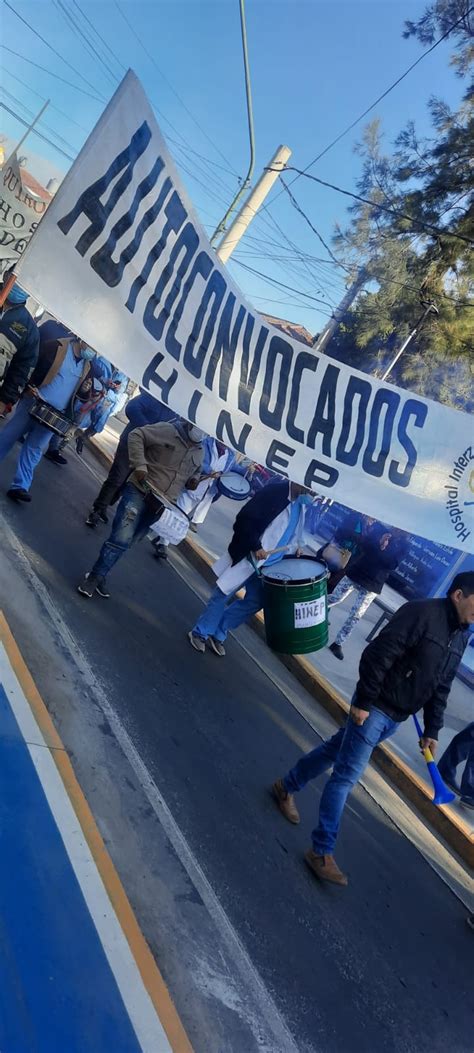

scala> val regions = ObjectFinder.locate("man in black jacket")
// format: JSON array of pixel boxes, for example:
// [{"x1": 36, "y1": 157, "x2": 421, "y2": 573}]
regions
[
  {"x1": 188, "y1": 479, "x2": 310, "y2": 656},
  {"x1": 0, "y1": 281, "x2": 39, "y2": 413},
  {"x1": 328, "y1": 525, "x2": 405, "y2": 660},
  {"x1": 272, "y1": 572, "x2": 474, "y2": 887}
]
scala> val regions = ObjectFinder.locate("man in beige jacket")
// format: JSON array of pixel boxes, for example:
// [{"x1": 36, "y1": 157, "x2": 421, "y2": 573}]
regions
[{"x1": 77, "y1": 419, "x2": 204, "y2": 598}]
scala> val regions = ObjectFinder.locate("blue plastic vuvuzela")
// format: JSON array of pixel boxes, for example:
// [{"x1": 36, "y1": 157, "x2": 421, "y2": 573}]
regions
[{"x1": 412, "y1": 714, "x2": 456, "y2": 806}]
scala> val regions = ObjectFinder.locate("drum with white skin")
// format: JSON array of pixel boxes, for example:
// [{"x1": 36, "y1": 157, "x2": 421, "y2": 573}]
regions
[
  {"x1": 260, "y1": 556, "x2": 329, "y2": 655},
  {"x1": 216, "y1": 472, "x2": 251, "y2": 501}
]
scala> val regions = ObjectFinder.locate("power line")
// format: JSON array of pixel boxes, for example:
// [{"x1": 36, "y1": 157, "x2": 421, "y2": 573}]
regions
[
  {"x1": 283, "y1": 169, "x2": 474, "y2": 247},
  {"x1": 231, "y1": 259, "x2": 335, "y2": 314},
  {"x1": 0, "y1": 44, "x2": 103, "y2": 102},
  {"x1": 266, "y1": 5, "x2": 474, "y2": 208},
  {"x1": 279, "y1": 179, "x2": 352, "y2": 273},
  {"x1": 2, "y1": 65, "x2": 91, "y2": 134},
  {"x1": 53, "y1": 0, "x2": 118, "y2": 86},
  {"x1": 0, "y1": 86, "x2": 79, "y2": 153},
  {"x1": 3, "y1": 0, "x2": 107, "y2": 101},
  {"x1": 113, "y1": 0, "x2": 239, "y2": 177},
  {"x1": 71, "y1": 0, "x2": 125, "y2": 76},
  {"x1": 0, "y1": 102, "x2": 76, "y2": 161}
]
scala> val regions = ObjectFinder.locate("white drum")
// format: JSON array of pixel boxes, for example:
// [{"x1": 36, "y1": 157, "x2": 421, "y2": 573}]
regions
[{"x1": 217, "y1": 472, "x2": 251, "y2": 501}]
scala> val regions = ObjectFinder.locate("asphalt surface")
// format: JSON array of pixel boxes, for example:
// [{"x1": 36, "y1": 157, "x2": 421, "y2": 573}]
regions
[{"x1": 0, "y1": 439, "x2": 472, "y2": 1053}]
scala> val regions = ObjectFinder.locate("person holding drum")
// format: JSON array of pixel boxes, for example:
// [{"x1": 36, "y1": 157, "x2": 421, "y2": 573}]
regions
[
  {"x1": 77, "y1": 419, "x2": 204, "y2": 598},
  {"x1": 187, "y1": 478, "x2": 313, "y2": 656},
  {"x1": 0, "y1": 334, "x2": 95, "y2": 502},
  {"x1": 151, "y1": 438, "x2": 250, "y2": 558}
]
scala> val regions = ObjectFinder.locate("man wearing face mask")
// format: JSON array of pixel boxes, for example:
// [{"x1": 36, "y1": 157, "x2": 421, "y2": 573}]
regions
[
  {"x1": 0, "y1": 334, "x2": 95, "y2": 502},
  {"x1": 188, "y1": 479, "x2": 314, "y2": 656},
  {"x1": 77, "y1": 419, "x2": 205, "y2": 598}
]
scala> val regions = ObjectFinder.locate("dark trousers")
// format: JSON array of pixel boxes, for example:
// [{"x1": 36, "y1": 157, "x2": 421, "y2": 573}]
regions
[
  {"x1": 93, "y1": 427, "x2": 131, "y2": 512},
  {"x1": 438, "y1": 723, "x2": 474, "y2": 799}
]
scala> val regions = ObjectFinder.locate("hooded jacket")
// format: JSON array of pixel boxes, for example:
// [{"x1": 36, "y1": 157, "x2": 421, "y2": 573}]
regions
[{"x1": 0, "y1": 302, "x2": 40, "y2": 405}]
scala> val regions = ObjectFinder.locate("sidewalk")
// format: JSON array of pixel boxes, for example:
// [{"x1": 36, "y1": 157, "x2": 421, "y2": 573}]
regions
[
  {"x1": 0, "y1": 613, "x2": 192, "y2": 1053},
  {"x1": 90, "y1": 421, "x2": 474, "y2": 841}
]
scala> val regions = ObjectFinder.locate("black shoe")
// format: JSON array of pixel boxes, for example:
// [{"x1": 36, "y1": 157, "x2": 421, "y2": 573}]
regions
[
  {"x1": 44, "y1": 449, "x2": 68, "y2": 466},
  {"x1": 329, "y1": 641, "x2": 344, "y2": 661},
  {"x1": 460, "y1": 795, "x2": 474, "y2": 810},
  {"x1": 98, "y1": 509, "x2": 109, "y2": 524},
  {"x1": 85, "y1": 511, "x2": 99, "y2": 528},
  {"x1": 77, "y1": 574, "x2": 97, "y2": 598},
  {"x1": 7, "y1": 488, "x2": 31, "y2": 503},
  {"x1": 96, "y1": 576, "x2": 110, "y2": 598},
  {"x1": 153, "y1": 543, "x2": 168, "y2": 560}
]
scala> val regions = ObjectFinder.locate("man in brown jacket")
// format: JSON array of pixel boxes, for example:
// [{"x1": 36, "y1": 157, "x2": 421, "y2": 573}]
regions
[
  {"x1": 0, "y1": 336, "x2": 94, "y2": 502},
  {"x1": 77, "y1": 419, "x2": 204, "y2": 598}
]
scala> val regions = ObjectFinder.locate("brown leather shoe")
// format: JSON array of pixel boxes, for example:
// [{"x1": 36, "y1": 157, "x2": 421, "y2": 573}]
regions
[
  {"x1": 272, "y1": 778, "x2": 300, "y2": 824},
  {"x1": 304, "y1": 849, "x2": 348, "y2": 886}
]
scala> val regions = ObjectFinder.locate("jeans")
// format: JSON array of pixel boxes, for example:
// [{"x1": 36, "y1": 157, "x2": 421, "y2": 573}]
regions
[
  {"x1": 93, "y1": 428, "x2": 131, "y2": 511},
  {"x1": 90, "y1": 483, "x2": 159, "y2": 580},
  {"x1": 438, "y1": 722, "x2": 474, "y2": 798},
  {"x1": 0, "y1": 396, "x2": 54, "y2": 491},
  {"x1": 284, "y1": 706, "x2": 398, "y2": 855},
  {"x1": 193, "y1": 573, "x2": 264, "y2": 643},
  {"x1": 328, "y1": 575, "x2": 376, "y2": 645}
]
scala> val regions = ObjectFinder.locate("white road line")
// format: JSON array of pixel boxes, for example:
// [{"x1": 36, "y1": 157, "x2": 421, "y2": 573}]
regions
[
  {"x1": 0, "y1": 642, "x2": 172, "y2": 1053},
  {"x1": 0, "y1": 510, "x2": 301, "y2": 1053}
]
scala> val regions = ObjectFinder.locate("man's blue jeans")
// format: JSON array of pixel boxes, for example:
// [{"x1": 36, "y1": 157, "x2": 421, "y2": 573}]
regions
[
  {"x1": 0, "y1": 396, "x2": 53, "y2": 491},
  {"x1": 193, "y1": 573, "x2": 264, "y2": 643},
  {"x1": 90, "y1": 483, "x2": 158, "y2": 580},
  {"x1": 283, "y1": 706, "x2": 398, "y2": 855}
]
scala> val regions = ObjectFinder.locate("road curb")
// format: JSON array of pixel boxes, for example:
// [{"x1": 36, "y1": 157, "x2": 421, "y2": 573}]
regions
[
  {"x1": 87, "y1": 436, "x2": 473, "y2": 870},
  {"x1": 181, "y1": 535, "x2": 474, "y2": 870}
]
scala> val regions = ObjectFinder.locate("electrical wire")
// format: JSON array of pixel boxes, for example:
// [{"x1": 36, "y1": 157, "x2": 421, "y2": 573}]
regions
[
  {"x1": 2, "y1": 65, "x2": 91, "y2": 133},
  {"x1": 0, "y1": 86, "x2": 79, "y2": 154},
  {"x1": 283, "y1": 169, "x2": 474, "y2": 247},
  {"x1": 53, "y1": 0, "x2": 118, "y2": 86},
  {"x1": 231, "y1": 259, "x2": 335, "y2": 313},
  {"x1": 71, "y1": 0, "x2": 125, "y2": 76},
  {"x1": 113, "y1": 0, "x2": 239, "y2": 176},
  {"x1": 3, "y1": 0, "x2": 108, "y2": 101},
  {"x1": 0, "y1": 102, "x2": 76, "y2": 161},
  {"x1": 266, "y1": 5, "x2": 474, "y2": 207},
  {"x1": 0, "y1": 44, "x2": 103, "y2": 102}
]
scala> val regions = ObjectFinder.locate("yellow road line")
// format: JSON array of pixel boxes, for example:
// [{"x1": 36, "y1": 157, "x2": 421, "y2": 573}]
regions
[{"x1": 0, "y1": 611, "x2": 194, "y2": 1053}]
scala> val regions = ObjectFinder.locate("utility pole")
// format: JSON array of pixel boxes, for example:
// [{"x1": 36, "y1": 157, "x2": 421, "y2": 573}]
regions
[
  {"x1": 9, "y1": 100, "x2": 50, "y2": 158},
  {"x1": 312, "y1": 269, "x2": 367, "y2": 354},
  {"x1": 215, "y1": 145, "x2": 292, "y2": 263},
  {"x1": 210, "y1": 0, "x2": 255, "y2": 245},
  {"x1": 380, "y1": 301, "x2": 439, "y2": 382}
]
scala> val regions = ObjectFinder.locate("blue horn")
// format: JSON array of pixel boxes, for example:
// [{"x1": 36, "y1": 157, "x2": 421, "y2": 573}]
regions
[{"x1": 413, "y1": 715, "x2": 456, "y2": 806}]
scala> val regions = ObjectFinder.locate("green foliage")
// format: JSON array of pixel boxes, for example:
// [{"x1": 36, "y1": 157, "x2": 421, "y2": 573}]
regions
[{"x1": 326, "y1": 3, "x2": 473, "y2": 408}]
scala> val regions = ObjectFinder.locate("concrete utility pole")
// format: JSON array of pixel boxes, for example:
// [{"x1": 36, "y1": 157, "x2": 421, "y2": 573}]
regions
[
  {"x1": 215, "y1": 145, "x2": 292, "y2": 263},
  {"x1": 381, "y1": 301, "x2": 439, "y2": 382},
  {"x1": 312, "y1": 269, "x2": 367, "y2": 354}
]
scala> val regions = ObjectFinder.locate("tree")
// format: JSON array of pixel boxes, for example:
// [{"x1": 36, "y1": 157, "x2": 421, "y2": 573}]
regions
[{"x1": 325, "y1": 2, "x2": 473, "y2": 409}]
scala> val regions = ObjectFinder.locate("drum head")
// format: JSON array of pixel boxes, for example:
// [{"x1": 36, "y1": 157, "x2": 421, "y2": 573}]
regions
[
  {"x1": 261, "y1": 556, "x2": 326, "y2": 585},
  {"x1": 218, "y1": 472, "x2": 251, "y2": 500}
]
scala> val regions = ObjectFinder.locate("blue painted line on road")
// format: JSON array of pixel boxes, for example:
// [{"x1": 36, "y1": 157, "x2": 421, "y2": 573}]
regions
[{"x1": 0, "y1": 680, "x2": 144, "y2": 1053}]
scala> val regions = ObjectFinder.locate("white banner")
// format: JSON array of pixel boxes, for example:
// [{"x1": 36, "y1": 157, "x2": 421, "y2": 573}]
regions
[
  {"x1": 0, "y1": 154, "x2": 49, "y2": 275},
  {"x1": 16, "y1": 72, "x2": 473, "y2": 551}
]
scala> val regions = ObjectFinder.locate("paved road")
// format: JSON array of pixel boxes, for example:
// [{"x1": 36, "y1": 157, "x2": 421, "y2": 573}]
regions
[{"x1": 0, "y1": 440, "x2": 472, "y2": 1053}]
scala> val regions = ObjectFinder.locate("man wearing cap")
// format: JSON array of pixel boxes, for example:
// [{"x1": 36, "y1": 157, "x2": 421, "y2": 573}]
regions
[
  {"x1": 0, "y1": 280, "x2": 39, "y2": 414},
  {"x1": 0, "y1": 333, "x2": 95, "y2": 502}
]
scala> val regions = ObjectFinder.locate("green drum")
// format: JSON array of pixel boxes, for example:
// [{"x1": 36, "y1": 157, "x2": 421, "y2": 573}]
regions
[{"x1": 261, "y1": 556, "x2": 329, "y2": 655}]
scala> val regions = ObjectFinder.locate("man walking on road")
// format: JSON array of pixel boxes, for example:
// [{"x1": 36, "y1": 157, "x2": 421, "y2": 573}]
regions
[
  {"x1": 328, "y1": 526, "x2": 405, "y2": 661},
  {"x1": 77, "y1": 419, "x2": 204, "y2": 598},
  {"x1": 272, "y1": 572, "x2": 474, "y2": 887},
  {"x1": 84, "y1": 391, "x2": 177, "y2": 527}
]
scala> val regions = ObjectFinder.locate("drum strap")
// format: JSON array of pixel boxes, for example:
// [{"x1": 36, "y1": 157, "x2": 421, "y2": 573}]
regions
[{"x1": 264, "y1": 500, "x2": 302, "y2": 568}]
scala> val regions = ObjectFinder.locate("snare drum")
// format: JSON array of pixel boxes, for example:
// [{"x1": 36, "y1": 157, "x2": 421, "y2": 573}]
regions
[
  {"x1": 261, "y1": 556, "x2": 328, "y2": 655},
  {"x1": 217, "y1": 472, "x2": 251, "y2": 501},
  {"x1": 29, "y1": 398, "x2": 75, "y2": 438}
]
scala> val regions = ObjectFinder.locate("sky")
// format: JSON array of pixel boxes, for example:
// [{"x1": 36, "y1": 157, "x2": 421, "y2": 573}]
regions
[{"x1": 0, "y1": 0, "x2": 466, "y2": 336}]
